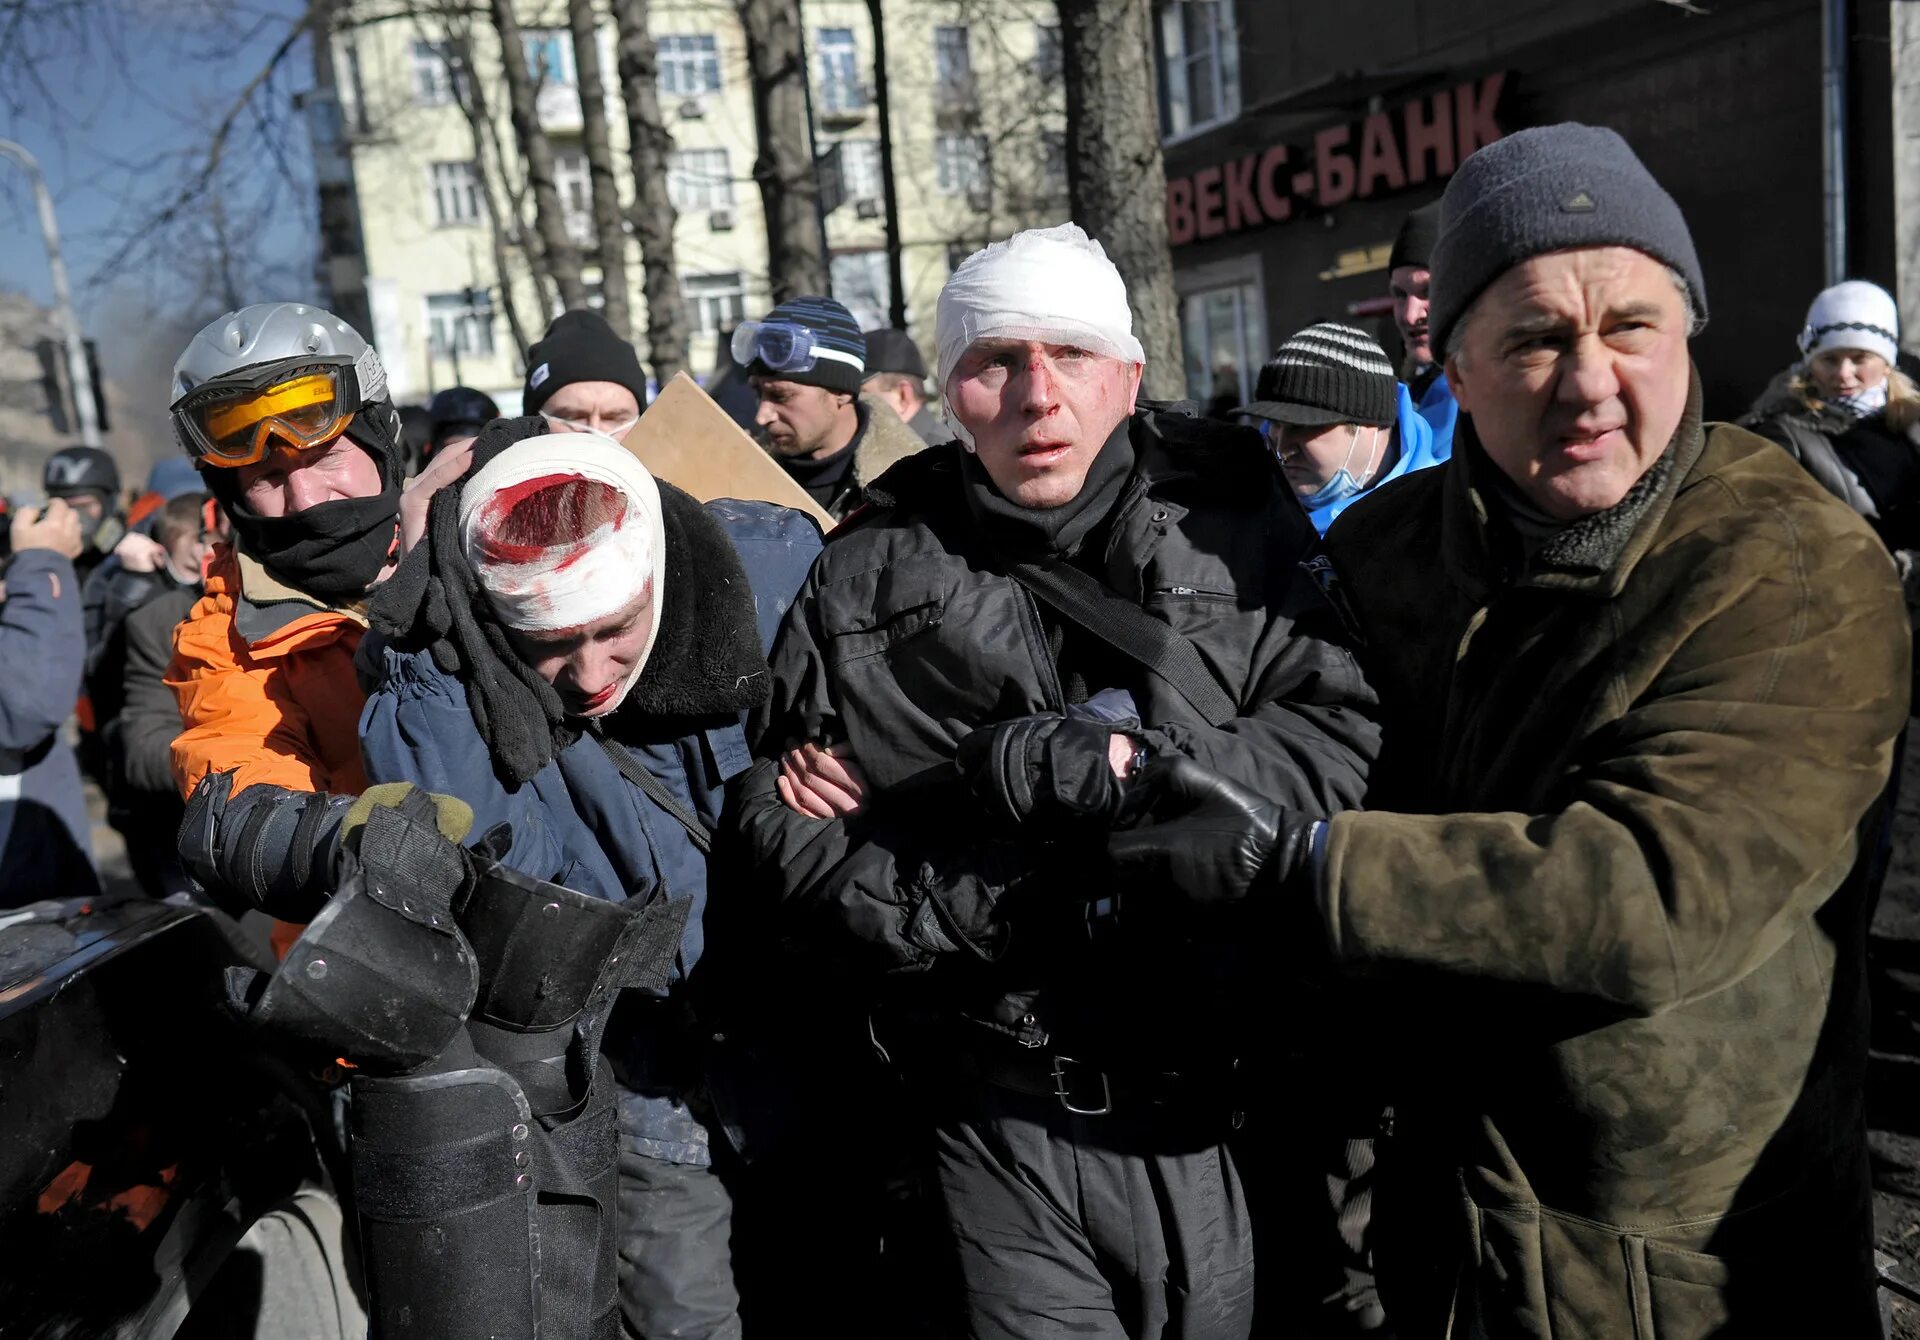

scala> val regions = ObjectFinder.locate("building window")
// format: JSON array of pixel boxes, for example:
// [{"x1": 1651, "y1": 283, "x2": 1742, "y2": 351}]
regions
[
  {"x1": 684, "y1": 272, "x2": 746, "y2": 338},
  {"x1": 522, "y1": 29, "x2": 575, "y2": 88},
  {"x1": 410, "y1": 40, "x2": 456, "y2": 106},
  {"x1": 1040, "y1": 130, "x2": 1067, "y2": 196},
  {"x1": 934, "y1": 26, "x2": 973, "y2": 106},
  {"x1": 830, "y1": 251, "x2": 890, "y2": 331},
  {"x1": 934, "y1": 134, "x2": 987, "y2": 197},
  {"x1": 668, "y1": 148, "x2": 734, "y2": 212},
  {"x1": 427, "y1": 289, "x2": 496, "y2": 358},
  {"x1": 1180, "y1": 280, "x2": 1263, "y2": 407},
  {"x1": 553, "y1": 150, "x2": 593, "y2": 244},
  {"x1": 816, "y1": 28, "x2": 864, "y2": 114},
  {"x1": 839, "y1": 139, "x2": 882, "y2": 204},
  {"x1": 1032, "y1": 24, "x2": 1062, "y2": 83},
  {"x1": 1155, "y1": 0, "x2": 1238, "y2": 140},
  {"x1": 659, "y1": 34, "x2": 721, "y2": 96},
  {"x1": 430, "y1": 161, "x2": 484, "y2": 226}
]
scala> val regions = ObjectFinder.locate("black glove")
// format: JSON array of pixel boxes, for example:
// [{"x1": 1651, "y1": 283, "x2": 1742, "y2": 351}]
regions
[
  {"x1": 1106, "y1": 755, "x2": 1318, "y2": 907},
  {"x1": 180, "y1": 773, "x2": 475, "y2": 921},
  {"x1": 955, "y1": 714, "x2": 1128, "y2": 828}
]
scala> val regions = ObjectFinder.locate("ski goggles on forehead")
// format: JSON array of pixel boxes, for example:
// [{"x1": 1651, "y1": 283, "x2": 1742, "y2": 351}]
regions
[
  {"x1": 731, "y1": 320, "x2": 865, "y2": 377},
  {"x1": 171, "y1": 353, "x2": 371, "y2": 468}
]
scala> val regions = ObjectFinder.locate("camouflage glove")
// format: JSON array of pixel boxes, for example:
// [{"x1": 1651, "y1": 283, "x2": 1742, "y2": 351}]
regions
[
  {"x1": 337, "y1": 783, "x2": 477, "y2": 913},
  {"x1": 955, "y1": 714, "x2": 1128, "y2": 829},
  {"x1": 1106, "y1": 755, "x2": 1318, "y2": 908}
]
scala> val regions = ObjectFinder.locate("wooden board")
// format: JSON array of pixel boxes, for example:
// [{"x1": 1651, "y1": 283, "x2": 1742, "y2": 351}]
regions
[{"x1": 626, "y1": 372, "x2": 834, "y2": 529}]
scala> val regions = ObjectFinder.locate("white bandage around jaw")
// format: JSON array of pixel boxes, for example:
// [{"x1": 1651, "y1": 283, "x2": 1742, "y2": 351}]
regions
[
  {"x1": 459, "y1": 432, "x2": 668, "y2": 714},
  {"x1": 934, "y1": 223, "x2": 1147, "y2": 449}
]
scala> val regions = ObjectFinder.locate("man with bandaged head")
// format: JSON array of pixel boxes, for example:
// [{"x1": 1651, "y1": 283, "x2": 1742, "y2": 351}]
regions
[
  {"x1": 737, "y1": 224, "x2": 1378, "y2": 1337},
  {"x1": 360, "y1": 418, "x2": 820, "y2": 1337}
]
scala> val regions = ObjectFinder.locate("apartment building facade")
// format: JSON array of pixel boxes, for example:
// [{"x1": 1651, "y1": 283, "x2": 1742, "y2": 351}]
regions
[{"x1": 321, "y1": 0, "x2": 1071, "y2": 413}]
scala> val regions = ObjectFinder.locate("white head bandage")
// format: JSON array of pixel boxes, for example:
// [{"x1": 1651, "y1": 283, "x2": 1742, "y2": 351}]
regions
[
  {"x1": 460, "y1": 428, "x2": 666, "y2": 641},
  {"x1": 934, "y1": 223, "x2": 1147, "y2": 448}
]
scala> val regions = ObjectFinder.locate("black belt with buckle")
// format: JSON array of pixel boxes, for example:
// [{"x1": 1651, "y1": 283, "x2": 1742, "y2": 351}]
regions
[{"x1": 958, "y1": 1040, "x2": 1240, "y2": 1121}]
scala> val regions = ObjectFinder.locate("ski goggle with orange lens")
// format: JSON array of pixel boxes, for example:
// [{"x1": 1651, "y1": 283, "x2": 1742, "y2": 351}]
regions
[{"x1": 170, "y1": 356, "x2": 367, "y2": 468}]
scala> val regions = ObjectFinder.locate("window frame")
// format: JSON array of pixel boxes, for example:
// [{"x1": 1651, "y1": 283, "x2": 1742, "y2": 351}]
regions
[
  {"x1": 429, "y1": 160, "x2": 485, "y2": 227},
  {"x1": 933, "y1": 133, "x2": 988, "y2": 197},
  {"x1": 1154, "y1": 0, "x2": 1240, "y2": 145},
  {"x1": 682, "y1": 271, "x2": 747, "y2": 339},
  {"x1": 667, "y1": 147, "x2": 735, "y2": 213},
  {"x1": 521, "y1": 28, "x2": 577, "y2": 89},
  {"x1": 815, "y1": 27, "x2": 864, "y2": 114},
  {"x1": 1174, "y1": 256, "x2": 1267, "y2": 407},
  {"x1": 410, "y1": 39, "x2": 456, "y2": 107},
  {"x1": 658, "y1": 34, "x2": 721, "y2": 96},
  {"x1": 426, "y1": 288, "x2": 497, "y2": 359}
]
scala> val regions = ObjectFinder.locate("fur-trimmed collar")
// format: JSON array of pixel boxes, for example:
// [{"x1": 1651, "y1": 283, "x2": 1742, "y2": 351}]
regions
[{"x1": 854, "y1": 394, "x2": 929, "y2": 488}]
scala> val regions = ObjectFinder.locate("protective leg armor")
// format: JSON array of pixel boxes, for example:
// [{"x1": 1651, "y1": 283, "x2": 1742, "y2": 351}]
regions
[{"x1": 228, "y1": 801, "x2": 688, "y2": 1340}]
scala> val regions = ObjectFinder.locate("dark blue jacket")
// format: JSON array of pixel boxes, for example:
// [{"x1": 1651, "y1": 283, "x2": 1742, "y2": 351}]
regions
[
  {"x1": 360, "y1": 498, "x2": 821, "y2": 1163},
  {"x1": 1, "y1": 548, "x2": 97, "y2": 903}
]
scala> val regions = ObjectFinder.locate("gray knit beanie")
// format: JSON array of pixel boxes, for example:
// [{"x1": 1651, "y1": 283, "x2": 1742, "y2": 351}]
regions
[{"x1": 1428, "y1": 123, "x2": 1706, "y2": 358}]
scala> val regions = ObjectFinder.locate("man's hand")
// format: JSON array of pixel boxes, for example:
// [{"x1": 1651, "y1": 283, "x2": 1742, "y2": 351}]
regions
[
  {"x1": 11, "y1": 499, "x2": 83, "y2": 561},
  {"x1": 955, "y1": 714, "x2": 1128, "y2": 828},
  {"x1": 398, "y1": 437, "x2": 475, "y2": 556},
  {"x1": 113, "y1": 531, "x2": 168, "y2": 574},
  {"x1": 777, "y1": 741, "x2": 871, "y2": 819},
  {"x1": 1107, "y1": 755, "x2": 1317, "y2": 906}
]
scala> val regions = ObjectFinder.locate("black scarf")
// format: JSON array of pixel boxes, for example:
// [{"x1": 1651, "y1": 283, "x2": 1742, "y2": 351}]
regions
[
  {"x1": 370, "y1": 416, "x2": 770, "y2": 786},
  {"x1": 960, "y1": 419, "x2": 1135, "y2": 564},
  {"x1": 227, "y1": 490, "x2": 401, "y2": 603}
]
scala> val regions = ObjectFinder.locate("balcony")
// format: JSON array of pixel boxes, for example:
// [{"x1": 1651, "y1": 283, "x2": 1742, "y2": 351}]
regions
[
  {"x1": 536, "y1": 80, "x2": 582, "y2": 134},
  {"x1": 817, "y1": 80, "x2": 869, "y2": 127},
  {"x1": 934, "y1": 74, "x2": 979, "y2": 128}
]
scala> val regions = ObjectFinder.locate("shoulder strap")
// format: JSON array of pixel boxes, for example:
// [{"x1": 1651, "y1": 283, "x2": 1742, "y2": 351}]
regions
[
  {"x1": 1005, "y1": 560, "x2": 1239, "y2": 728},
  {"x1": 595, "y1": 733, "x2": 715, "y2": 855}
]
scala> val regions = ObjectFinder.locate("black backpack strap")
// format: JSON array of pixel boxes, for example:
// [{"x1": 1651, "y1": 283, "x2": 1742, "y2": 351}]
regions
[
  {"x1": 595, "y1": 733, "x2": 715, "y2": 855},
  {"x1": 1006, "y1": 560, "x2": 1239, "y2": 728}
]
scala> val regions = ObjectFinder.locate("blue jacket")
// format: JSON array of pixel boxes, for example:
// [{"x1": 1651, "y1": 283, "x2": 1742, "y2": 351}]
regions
[
  {"x1": 0, "y1": 548, "x2": 97, "y2": 903},
  {"x1": 1304, "y1": 381, "x2": 1453, "y2": 534},
  {"x1": 1415, "y1": 370, "x2": 1459, "y2": 455},
  {"x1": 360, "y1": 498, "x2": 821, "y2": 1163}
]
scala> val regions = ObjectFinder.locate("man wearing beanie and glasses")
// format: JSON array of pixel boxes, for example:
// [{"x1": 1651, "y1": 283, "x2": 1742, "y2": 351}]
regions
[
  {"x1": 737, "y1": 224, "x2": 1377, "y2": 1337},
  {"x1": 523, "y1": 308, "x2": 652, "y2": 443},
  {"x1": 1111, "y1": 124, "x2": 1907, "y2": 1335},
  {"x1": 740, "y1": 295, "x2": 925, "y2": 519},
  {"x1": 1243, "y1": 320, "x2": 1447, "y2": 534}
]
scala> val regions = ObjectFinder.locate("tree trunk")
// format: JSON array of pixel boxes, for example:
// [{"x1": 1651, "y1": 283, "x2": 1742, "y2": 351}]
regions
[
  {"x1": 734, "y1": 0, "x2": 829, "y2": 300},
  {"x1": 866, "y1": 0, "x2": 905, "y2": 328},
  {"x1": 440, "y1": 25, "x2": 533, "y2": 362},
  {"x1": 1057, "y1": 0, "x2": 1182, "y2": 399},
  {"x1": 568, "y1": 0, "x2": 632, "y2": 339},
  {"x1": 490, "y1": 0, "x2": 590, "y2": 311},
  {"x1": 611, "y1": 0, "x2": 689, "y2": 386}
]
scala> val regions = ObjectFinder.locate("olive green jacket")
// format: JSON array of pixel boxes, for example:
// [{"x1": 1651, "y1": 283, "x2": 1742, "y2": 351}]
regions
[{"x1": 1320, "y1": 377, "x2": 1909, "y2": 1339}]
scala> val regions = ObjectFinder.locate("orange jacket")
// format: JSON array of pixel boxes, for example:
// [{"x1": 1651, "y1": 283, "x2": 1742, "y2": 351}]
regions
[{"x1": 167, "y1": 544, "x2": 370, "y2": 955}]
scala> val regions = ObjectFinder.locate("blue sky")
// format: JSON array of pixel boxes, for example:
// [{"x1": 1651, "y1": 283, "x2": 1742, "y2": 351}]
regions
[{"x1": 0, "y1": 0, "x2": 320, "y2": 357}]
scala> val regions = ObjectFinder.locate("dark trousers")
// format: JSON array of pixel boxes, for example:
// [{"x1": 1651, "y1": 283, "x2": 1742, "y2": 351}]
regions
[
  {"x1": 615, "y1": 1151, "x2": 741, "y2": 1340},
  {"x1": 930, "y1": 1081, "x2": 1255, "y2": 1340}
]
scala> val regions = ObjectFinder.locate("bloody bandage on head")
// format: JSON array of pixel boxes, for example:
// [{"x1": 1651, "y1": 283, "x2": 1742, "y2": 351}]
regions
[{"x1": 458, "y1": 433, "x2": 665, "y2": 635}]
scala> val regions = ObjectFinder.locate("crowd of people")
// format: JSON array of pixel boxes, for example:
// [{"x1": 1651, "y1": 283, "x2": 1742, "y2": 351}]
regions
[{"x1": 2, "y1": 119, "x2": 1917, "y2": 1339}]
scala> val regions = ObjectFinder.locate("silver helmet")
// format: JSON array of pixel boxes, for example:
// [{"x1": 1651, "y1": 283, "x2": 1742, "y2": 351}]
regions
[{"x1": 169, "y1": 302, "x2": 399, "y2": 473}]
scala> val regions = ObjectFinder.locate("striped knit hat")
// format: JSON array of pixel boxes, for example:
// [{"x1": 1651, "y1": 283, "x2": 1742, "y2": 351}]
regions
[
  {"x1": 746, "y1": 295, "x2": 868, "y2": 395},
  {"x1": 1240, "y1": 322, "x2": 1398, "y2": 427}
]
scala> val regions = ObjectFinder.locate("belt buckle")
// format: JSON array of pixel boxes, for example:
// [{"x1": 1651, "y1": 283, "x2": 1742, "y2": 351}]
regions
[{"x1": 1051, "y1": 1054, "x2": 1112, "y2": 1117}]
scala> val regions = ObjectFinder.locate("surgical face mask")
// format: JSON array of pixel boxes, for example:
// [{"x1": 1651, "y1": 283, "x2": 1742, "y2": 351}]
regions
[{"x1": 1293, "y1": 425, "x2": 1386, "y2": 510}]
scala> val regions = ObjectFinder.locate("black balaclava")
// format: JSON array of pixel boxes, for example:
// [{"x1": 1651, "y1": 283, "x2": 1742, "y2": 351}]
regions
[
  {"x1": 960, "y1": 417, "x2": 1135, "y2": 564},
  {"x1": 205, "y1": 406, "x2": 404, "y2": 604}
]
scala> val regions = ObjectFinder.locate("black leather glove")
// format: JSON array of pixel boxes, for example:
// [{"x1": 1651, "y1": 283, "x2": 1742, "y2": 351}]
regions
[
  {"x1": 954, "y1": 713, "x2": 1128, "y2": 828},
  {"x1": 1106, "y1": 755, "x2": 1318, "y2": 907},
  {"x1": 180, "y1": 773, "x2": 475, "y2": 921}
]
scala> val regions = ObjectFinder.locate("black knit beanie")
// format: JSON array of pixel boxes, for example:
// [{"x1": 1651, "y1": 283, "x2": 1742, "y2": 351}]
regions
[
  {"x1": 744, "y1": 296, "x2": 867, "y2": 395},
  {"x1": 1388, "y1": 200, "x2": 1441, "y2": 274},
  {"x1": 1239, "y1": 323, "x2": 1398, "y2": 427},
  {"x1": 1428, "y1": 123, "x2": 1707, "y2": 357},
  {"x1": 523, "y1": 309, "x2": 650, "y2": 415}
]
